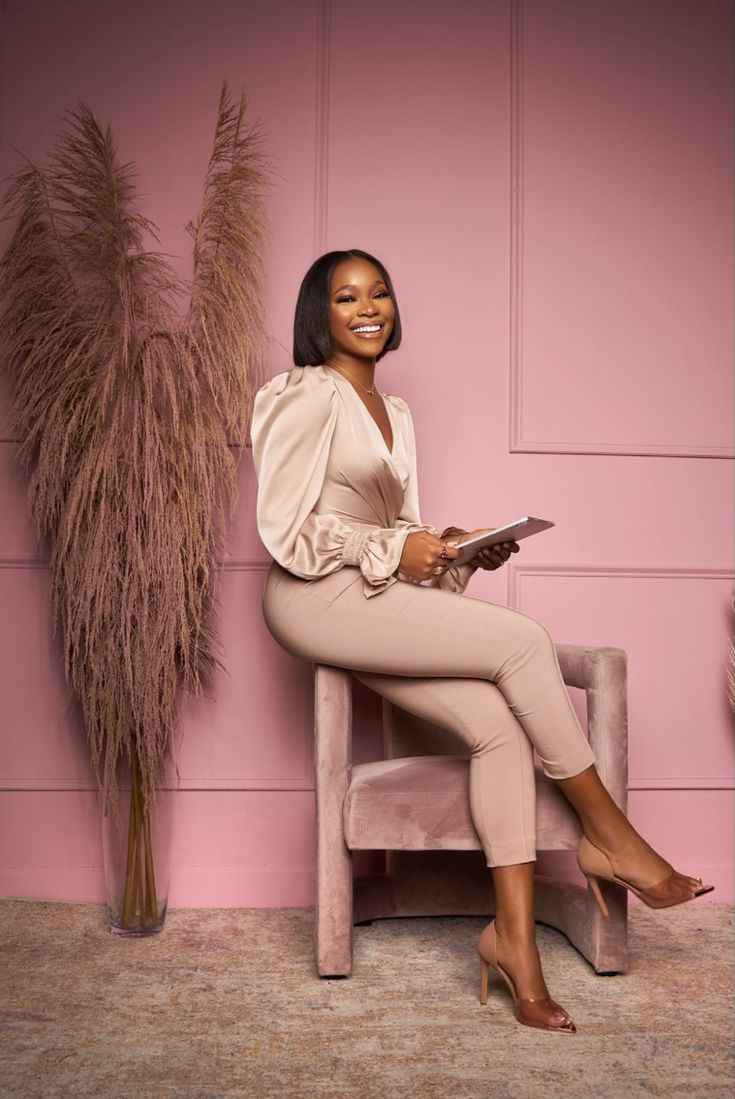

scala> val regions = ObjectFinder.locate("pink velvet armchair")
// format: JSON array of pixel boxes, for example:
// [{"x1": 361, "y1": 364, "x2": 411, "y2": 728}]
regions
[{"x1": 313, "y1": 644, "x2": 629, "y2": 978}]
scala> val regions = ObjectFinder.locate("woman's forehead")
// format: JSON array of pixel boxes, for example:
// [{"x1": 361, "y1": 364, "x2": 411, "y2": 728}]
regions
[{"x1": 331, "y1": 257, "x2": 384, "y2": 290}]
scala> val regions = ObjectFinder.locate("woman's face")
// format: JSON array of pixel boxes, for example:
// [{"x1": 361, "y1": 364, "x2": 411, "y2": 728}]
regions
[{"x1": 327, "y1": 257, "x2": 395, "y2": 362}]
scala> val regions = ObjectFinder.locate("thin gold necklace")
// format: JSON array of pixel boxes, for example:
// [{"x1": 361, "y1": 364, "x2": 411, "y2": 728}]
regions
[{"x1": 329, "y1": 362, "x2": 376, "y2": 396}]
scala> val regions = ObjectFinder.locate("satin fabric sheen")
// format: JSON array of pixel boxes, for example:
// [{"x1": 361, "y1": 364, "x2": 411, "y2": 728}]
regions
[{"x1": 250, "y1": 364, "x2": 478, "y2": 598}]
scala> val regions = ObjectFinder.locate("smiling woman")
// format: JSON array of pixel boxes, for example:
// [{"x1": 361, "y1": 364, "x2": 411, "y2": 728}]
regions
[
  {"x1": 250, "y1": 248, "x2": 713, "y2": 1035},
  {"x1": 293, "y1": 248, "x2": 402, "y2": 367}
]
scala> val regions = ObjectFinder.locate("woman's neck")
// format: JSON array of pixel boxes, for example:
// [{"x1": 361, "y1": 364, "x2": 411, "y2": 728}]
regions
[{"x1": 325, "y1": 353, "x2": 376, "y2": 393}]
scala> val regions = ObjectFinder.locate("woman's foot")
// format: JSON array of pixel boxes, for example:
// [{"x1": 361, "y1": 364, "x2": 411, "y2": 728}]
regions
[
  {"x1": 557, "y1": 766, "x2": 709, "y2": 904},
  {"x1": 582, "y1": 825, "x2": 708, "y2": 903},
  {"x1": 478, "y1": 918, "x2": 576, "y2": 1033},
  {"x1": 491, "y1": 917, "x2": 548, "y2": 998}
]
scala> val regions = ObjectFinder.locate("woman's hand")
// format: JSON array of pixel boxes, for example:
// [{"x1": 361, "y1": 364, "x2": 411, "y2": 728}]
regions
[
  {"x1": 397, "y1": 530, "x2": 462, "y2": 582},
  {"x1": 442, "y1": 526, "x2": 520, "y2": 572}
]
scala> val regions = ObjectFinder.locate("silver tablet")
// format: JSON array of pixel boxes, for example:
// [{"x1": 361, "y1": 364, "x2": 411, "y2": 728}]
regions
[{"x1": 452, "y1": 516, "x2": 554, "y2": 566}]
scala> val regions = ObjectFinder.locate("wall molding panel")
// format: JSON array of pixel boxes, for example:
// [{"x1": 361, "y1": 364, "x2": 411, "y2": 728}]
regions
[
  {"x1": 508, "y1": 563, "x2": 735, "y2": 607},
  {"x1": 312, "y1": 0, "x2": 331, "y2": 258},
  {"x1": 1, "y1": 779, "x2": 315, "y2": 792},
  {"x1": 507, "y1": 562, "x2": 733, "y2": 795},
  {"x1": 4, "y1": 777, "x2": 732, "y2": 793},
  {"x1": 0, "y1": 556, "x2": 274, "y2": 570},
  {"x1": 628, "y1": 777, "x2": 734, "y2": 791},
  {"x1": 508, "y1": 0, "x2": 526, "y2": 458},
  {"x1": 508, "y1": 0, "x2": 734, "y2": 459}
]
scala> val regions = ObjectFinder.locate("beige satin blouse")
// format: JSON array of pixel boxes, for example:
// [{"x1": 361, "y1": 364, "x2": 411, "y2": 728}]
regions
[{"x1": 250, "y1": 363, "x2": 477, "y2": 599}]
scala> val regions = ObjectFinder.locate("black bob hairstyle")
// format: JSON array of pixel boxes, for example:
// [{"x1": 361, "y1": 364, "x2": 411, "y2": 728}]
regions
[{"x1": 292, "y1": 249, "x2": 402, "y2": 367}]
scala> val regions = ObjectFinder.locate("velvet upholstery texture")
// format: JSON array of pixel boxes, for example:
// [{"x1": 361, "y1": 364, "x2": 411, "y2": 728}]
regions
[{"x1": 313, "y1": 644, "x2": 629, "y2": 978}]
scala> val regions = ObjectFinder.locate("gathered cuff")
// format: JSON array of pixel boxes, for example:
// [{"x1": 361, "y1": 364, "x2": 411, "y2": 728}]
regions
[
  {"x1": 340, "y1": 526, "x2": 371, "y2": 566},
  {"x1": 360, "y1": 527, "x2": 412, "y2": 598},
  {"x1": 336, "y1": 523, "x2": 412, "y2": 599},
  {"x1": 336, "y1": 522, "x2": 478, "y2": 598},
  {"x1": 336, "y1": 522, "x2": 479, "y2": 599}
]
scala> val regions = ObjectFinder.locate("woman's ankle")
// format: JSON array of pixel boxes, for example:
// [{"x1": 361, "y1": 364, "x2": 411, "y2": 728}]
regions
[
  {"x1": 579, "y1": 813, "x2": 642, "y2": 856},
  {"x1": 582, "y1": 825, "x2": 676, "y2": 884},
  {"x1": 493, "y1": 912, "x2": 537, "y2": 944},
  {"x1": 491, "y1": 920, "x2": 549, "y2": 998}
]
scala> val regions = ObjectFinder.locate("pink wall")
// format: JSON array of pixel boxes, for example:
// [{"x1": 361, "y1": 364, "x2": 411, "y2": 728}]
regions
[{"x1": 0, "y1": 0, "x2": 732, "y2": 906}]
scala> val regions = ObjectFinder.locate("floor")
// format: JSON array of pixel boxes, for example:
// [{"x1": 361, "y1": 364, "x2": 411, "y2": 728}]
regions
[{"x1": 1, "y1": 899, "x2": 732, "y2": 1098}]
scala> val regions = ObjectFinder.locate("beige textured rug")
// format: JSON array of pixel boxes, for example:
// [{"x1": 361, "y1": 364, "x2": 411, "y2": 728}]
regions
[{"x1": 0, "y1": 899, "x2": 732, "y2": 1098}]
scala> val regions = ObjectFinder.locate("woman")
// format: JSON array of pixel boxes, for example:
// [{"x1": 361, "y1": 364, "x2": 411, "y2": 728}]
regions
[{"x1": 250, "y1": 248, "x2": 713, "y2": 1034}]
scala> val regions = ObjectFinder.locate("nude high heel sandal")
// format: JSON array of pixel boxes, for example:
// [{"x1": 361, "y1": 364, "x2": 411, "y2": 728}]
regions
[
  {"x1": 476, "y1": 920, "x2": 577, "y2": 1034},
  {"x1": 577, "y1": 835, "x2": 715, "y2": 917}
]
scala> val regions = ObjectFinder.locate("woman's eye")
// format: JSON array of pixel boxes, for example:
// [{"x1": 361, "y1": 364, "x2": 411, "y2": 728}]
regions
[{"x1": 335, "y1": 290, "x2": 389, "y2": 303}]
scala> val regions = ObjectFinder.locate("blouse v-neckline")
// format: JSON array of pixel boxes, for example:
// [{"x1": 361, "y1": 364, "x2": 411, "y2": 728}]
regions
[{"x1": 325, "y1": 366, "x2": 397, "y2": 459}]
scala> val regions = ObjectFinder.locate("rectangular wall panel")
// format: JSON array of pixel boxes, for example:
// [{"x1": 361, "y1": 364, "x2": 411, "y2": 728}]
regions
[
  {"x1": 511, "y1": 566, "x2": 735, "y2": 783},
  {"x1": 326, "y1": 0, "x2": 513, "y2": 526},
  {"x1": 511, "y1": 0, "x2": 734, "y2": 456},
  {"x1": 0, "y1": 567, "x2": 93, "y2": 786},
  {"x1": 0, "y1": 443, "x2": 39, "y2": 559},
  {"x1": 177, "y1": 567, "x2": 315, "y2": 788},
  {"x1": 0, "y1": 565, "x2": 318, "y2": 790},
  {"x1": 0, "y1": 790, "x2": 317, "y2": 907}
]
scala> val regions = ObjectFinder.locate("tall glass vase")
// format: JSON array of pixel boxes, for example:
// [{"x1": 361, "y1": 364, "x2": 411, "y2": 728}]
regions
[{"x1": 102, "y1": 745, "x2": 178, "y2": 936}]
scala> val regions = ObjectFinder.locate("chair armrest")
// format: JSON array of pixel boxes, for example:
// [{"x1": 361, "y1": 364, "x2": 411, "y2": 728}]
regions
[{"x1": 555, "y1": 644, "x2": 628, "y2": 812}]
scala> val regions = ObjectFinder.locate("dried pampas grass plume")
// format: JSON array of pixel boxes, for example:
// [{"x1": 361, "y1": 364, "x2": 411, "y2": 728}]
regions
[{"x1": 0, "y1": 82, "x2": 271, "y2": 820}]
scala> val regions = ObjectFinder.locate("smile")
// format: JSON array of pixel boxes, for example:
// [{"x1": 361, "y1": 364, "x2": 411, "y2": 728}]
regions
[{"x1": 351, "y1": 324, "x2": 383, "y2": 337}]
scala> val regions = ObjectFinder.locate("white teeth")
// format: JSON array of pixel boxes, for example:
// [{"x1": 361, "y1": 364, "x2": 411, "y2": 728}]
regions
[{"x1": 352, "y1": 325, "x2": 381, "y2": 333}]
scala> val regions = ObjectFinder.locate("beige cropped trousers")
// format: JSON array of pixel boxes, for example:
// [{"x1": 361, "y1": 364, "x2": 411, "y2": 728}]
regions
[{"x1": 263, "y1": 561, "x2": 596, "y2": 867}]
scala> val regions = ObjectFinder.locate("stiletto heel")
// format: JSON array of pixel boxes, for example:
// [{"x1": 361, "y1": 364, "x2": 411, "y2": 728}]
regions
[
  {"x1": 577, "y1": 835, "x2": 715, "y2": 910},
  {"x1": 479, "y1": 955, "x2": 490, "y2": 1005},
  {"x1": 476, "y1": 920, "x2": 576, "y2": 1034},
  {"x1": 583, "y1": 870, "x2": 610, "y2": 918}
]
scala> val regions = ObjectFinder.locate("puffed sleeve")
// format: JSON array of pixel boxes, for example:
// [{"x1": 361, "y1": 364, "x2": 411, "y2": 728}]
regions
[
  {"x1": 387, "y1": 395, "x2": 478, "y2": 596},
  {"x1": 251, "y1": 366, "x2": 415, "y2": 598}
]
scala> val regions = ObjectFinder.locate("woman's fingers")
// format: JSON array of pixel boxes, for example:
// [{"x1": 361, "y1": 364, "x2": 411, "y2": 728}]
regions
[
  {"x1": 485, "y1": 553, "x2": 505, "y2": 569},
  {"x1": 431, "y1": 534, "x2": 462, "y2": 560},
  {"x1": 476, "y1": 540, "x2": 520, "y2": 570},
  {"x1": 440, "y1": 526, "x2": 469, "y2": 541},
  {"x1": 488, "y1": 540, "x2": 519, "y2": 558},
  {"x1": 413, "y1": 533, "x2": 522, "y2": 578}
]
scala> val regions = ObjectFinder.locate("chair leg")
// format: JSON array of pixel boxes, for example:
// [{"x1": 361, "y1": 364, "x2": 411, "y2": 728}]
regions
[
  {"x1": 314, "y1": 664, "x2": 354, "y2": 977},
  {"x1": 315, "y1": 843, "x2": 354, "y2": 977},
  {"x1": 534, "y1": 875, "x2": 628, "y2": 974}
]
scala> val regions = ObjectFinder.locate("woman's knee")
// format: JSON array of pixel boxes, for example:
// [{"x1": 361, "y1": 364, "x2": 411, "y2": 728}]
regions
[
  {"x1": 493, "y1": 610, "x2": 556, "y2": 677},
  {"x1": 464, "y1": 685, "x2": 533, "y2": 758},
  {"x1": 511, "y1": 609, "x2": 554, "y2": 648}
]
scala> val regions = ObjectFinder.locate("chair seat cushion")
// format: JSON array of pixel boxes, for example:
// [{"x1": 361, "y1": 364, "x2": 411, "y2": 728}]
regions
[{"x1": 343, "y1": 755, "x2": 581, "y2": 852}]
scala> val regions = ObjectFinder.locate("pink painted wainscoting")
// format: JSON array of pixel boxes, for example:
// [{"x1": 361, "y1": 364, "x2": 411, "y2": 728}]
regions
[{"x1": 1, "y1": 0, "x2": 732, "y2": 906}]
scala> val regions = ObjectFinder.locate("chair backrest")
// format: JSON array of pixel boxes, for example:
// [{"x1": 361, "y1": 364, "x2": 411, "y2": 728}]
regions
[{"x1": 381, "y1": 697, "x2": 469, "y2": 760}]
